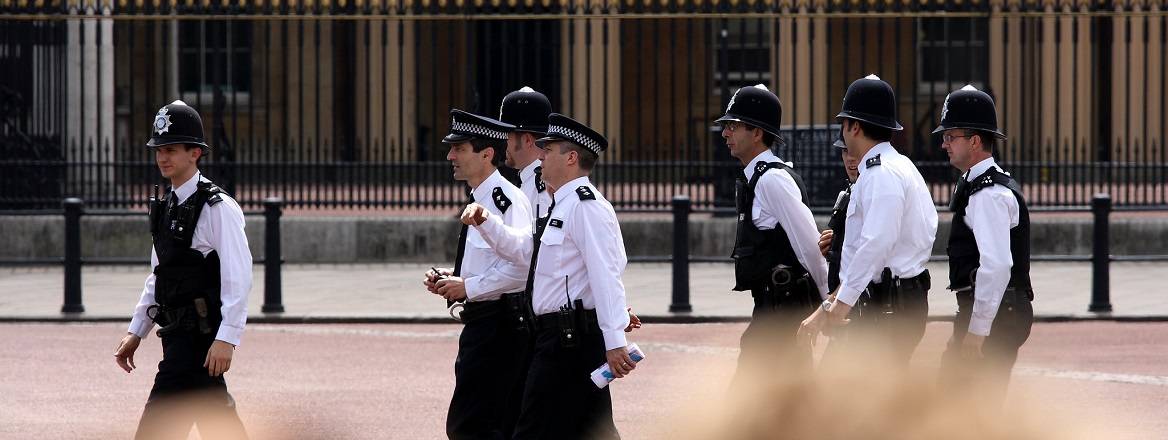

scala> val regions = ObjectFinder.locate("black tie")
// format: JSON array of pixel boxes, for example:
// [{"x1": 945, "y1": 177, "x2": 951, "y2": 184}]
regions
[
  {"x1": 523, "y1": 197, "x2": 555, "y2": 299},
  {"x1": 450, "y1": 191, "x2": 474, "y2": 307},
  {"x1": 950, "y1": 173, "x2": 970, "y2": 212},
  {"x1": 453, "y1": 191, "x2": 474, "y2": 277},
  {"x1": 163, "y1": 190, "x2": 178, "y2": 226}
]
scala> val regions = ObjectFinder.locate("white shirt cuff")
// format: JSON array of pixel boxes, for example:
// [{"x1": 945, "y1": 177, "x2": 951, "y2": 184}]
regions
[
  {"x1": 836, "y1": 284, "x2": 864, "y2": 306},
  {"x1": 602, "y1": 329, "x2": 628, "y2": 351},
  {"x1": 968, "y1": 317, "x2": 993, "y2": 337},
  {"x1": 216, "y1": 325, "x2": 243, "y2": 346},
  {"x1": 128, "y1": 318, "x2": 154, "y2": 339},
  {"x1": 474, "y1": 214, "x2": 503, "y2": 236},
  {"x1": 463, "y1": 276, "x2": 484, "y2": 302}
]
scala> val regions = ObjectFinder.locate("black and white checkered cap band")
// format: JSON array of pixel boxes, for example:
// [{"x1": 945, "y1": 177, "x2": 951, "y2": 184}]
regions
[
  {"x1": 451, "y1": 120, "x2": 508, "y2": 141},
  {"x1": 548, "y1": 124, "x2": 602, "y2": 155}
]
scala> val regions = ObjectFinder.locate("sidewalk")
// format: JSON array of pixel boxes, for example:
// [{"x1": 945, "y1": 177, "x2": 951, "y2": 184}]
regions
[{"x1": 1, "y1": 261, "x2": 1163, "y2": 322}]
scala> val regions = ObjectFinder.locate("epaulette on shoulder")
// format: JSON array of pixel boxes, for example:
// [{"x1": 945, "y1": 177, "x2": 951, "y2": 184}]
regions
[
  {"x1": 968, "y1": 168, "x2": 1017, "y2": 197},
  {"x1": 576, "y1": 185, "x2": 596, "y2": 201},
  {"x1": 865, "y1": 154, "x2": 881, "y2": 169},
  {"x1": 198, "y1": 181, "x2": 225, "y2": 205},
  {"x1": 491, "y1": 187, "x2": 512, "y2": 214}
]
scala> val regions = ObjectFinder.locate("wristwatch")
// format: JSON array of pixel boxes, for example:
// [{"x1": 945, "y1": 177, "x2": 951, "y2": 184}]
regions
[{"x1": 821, "y1": 299, "x2": 835, "y2": 312}]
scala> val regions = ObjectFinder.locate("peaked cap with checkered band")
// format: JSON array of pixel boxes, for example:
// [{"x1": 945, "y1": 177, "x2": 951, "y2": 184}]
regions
[
  {"x1": 442, "y1": 109, "x2": 515, "y2": 144},
  {"x1": 535, "y1": 113, "x2": 608, "y2": 156}
]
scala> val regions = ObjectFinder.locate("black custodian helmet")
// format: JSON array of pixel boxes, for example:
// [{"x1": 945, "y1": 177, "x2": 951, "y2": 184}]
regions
[
  {"x1": 499, "y1": 86, "x2": 553, "y2": 134},
  {"x1": 715, "y1": 84, "x2": 784, "y2": 143},
  {"x1": 837, "y1": 74, "x2": 904, "y2": 131},
  {"x1": 146, "y1": 100, "x2": 209, "y2": 150},
  {"x1": 933, "y1": 85, "x2": 1006, "y2": 140}
]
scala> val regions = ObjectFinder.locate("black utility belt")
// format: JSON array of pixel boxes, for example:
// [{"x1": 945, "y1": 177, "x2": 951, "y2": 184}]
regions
[
  {"x1": 869, "y1": 269, "x2": 931, "y2": 291},
  {"x1": 148, "y1": 298, "x2": 220, "y2": 337},
  {"x1": 955, "y1": 287, "x2": 1034, "y2": 305},
  {"x1": 459, "y1": 291, "x2": 531, "y2": 326},
  {"x1": 535, "y1": 304, "x2": 601, "y2": 349},
  {"x1": 860, "y1": 269, "x2": 931, "y2": 307},
  {"x1": 535, "y1": 308, "x2": 600, "y2": 333},
  {"x1": 752, "y1": 273, "x2": 817, "y2": 305}
]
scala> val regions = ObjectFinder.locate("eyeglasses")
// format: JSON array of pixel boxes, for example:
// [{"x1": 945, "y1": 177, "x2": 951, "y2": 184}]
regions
[
  {"x1": 720, "y1": 121, "x2": 754, "y2": 132},
  {"x1": 942, "y1": 133, "x2": 974, "y2": 144}
]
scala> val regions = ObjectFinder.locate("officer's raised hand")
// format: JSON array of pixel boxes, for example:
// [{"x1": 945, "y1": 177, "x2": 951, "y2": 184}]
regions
[
  {"x1": 625, "y1": 308, "x2": 642, "y2": 332},
  {"x1": 460, "y1": 203, "x2": 489, "y2": 226},
  {"x1": 205, "y1": 340, "x2": 234, "y2": 376},
  {"x1": 114, "y1": 333, "x2": 142, "y2": 373},
  {"x1": 435, "y1": 277, "x2": 468, "y2": 302},
  {"x1": 818, "y1": 230, "x2": 834, "y2": 257},
  {"x1": 606, "y1": 346, "x2": 637, "y2": 378}
]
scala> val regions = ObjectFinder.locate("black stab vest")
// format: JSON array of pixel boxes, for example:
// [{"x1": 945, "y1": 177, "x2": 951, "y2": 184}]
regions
[
  {"x1": 150, "y1": 180, "x2": 226, "y2": 310},
  {"x1": 946, "y1": 167, "x2": 1032, "y2": 291},
  {"x1": 826, "y1": 185, "x2": 851, "y2": 292},
  {"x1": 732, "y1": 161, "x2": 811, "y2": 291}
]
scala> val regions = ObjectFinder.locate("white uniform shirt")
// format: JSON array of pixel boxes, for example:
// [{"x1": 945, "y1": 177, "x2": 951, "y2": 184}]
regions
[
  {"x1": 461, "y1": 169, "x2": 533, "y2": 302},
  {"x1": 128, "y1": 171, "x2": 252, "y2": 346},
  {"x1": 837, "y1": 142, "x2": 939, "y2": 306},
  {"x1": 476, "y1": 176, "x2": 631, "y2": 351},
  {"x1": 959, "y1": 158, "x2": 1020, "y2": 336},
  {"x1": 519, "y1": 160, "x2": 553, "y2": 221},
  {"x1": 743, "y1": 150, "x2": 830, "y2": 298}
]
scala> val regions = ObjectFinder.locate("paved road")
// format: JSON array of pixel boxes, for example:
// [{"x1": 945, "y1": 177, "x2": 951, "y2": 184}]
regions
[
  {"x1": 1, "y1": 261, "x2": 1164, "y2": 322},
  {"x1": 2, "y1": 321, "x2": 1166, "y2": 439}
]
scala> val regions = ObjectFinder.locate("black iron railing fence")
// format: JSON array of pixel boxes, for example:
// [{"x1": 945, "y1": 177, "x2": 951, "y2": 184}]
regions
[{"x1": 2, "y1": 1, "x2": 1166, "y2": 212}]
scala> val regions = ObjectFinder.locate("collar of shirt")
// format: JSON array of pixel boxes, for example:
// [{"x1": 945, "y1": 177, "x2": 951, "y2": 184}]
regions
[
  {"x1": 742, "y1": 150, "x2": 792, "y2": 181},
  {"x1": 552, "y1": 175, "x2": 592, "y2": 205},
  {"x1": 471, "y1": 169, "x2": 506, "y2": 202},
  {"x1": 965, "y1": 157, "x2": 1001, "y2": 182},
  {"x1": 857, "y1": 142, "x2": 894, "y2": 177},
  {"x1": 519, "y1": 160, "x2": 542, "y2": 184},
  {"x1": 171, "y1": 170, "x2": 203, "y2": 204}
]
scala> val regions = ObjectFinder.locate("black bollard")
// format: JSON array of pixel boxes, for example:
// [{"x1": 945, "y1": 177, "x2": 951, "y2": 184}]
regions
[
  {"x1": 62, "y1": 198, "x2": 85, "y2": 313},
  {"x1": 1089, "y1": 194, "x2": 1112, "y2": 313},
  {"x1": 670, "y1": 195, "x2": 693, "y2": 313},
  {"x1": 262, "y1": 197, "x2": 285, "y2": 313}
]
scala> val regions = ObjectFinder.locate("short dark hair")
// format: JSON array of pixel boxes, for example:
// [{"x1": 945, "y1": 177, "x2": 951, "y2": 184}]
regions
[
  {"x1": 470, "y1": 138, "x2": 505, "y2": 167},
  {"x1": 742, "y1": 123, "x2": 776, "y2": 148},
  {"x1": 560, "y1": 142, "x2": 598, "y2": 171},
  {"x1": 856, "y1": 121, "x2": 893, "y2": 143},
  {"x1": 969, "y1": 130, "x2": 997, "y2": 154}
]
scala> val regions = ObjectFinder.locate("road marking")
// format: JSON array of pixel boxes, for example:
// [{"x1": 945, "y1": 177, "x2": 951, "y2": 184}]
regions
[
  {"x1": 251, "y1": 325, "x2": 461, "y2": 339},
  {"x1": 1014, "y1": 367, "x2": 1168, "y2": 386},
  {"x1": 638, "y1": 341, "x2": 739, "y2": 356}
]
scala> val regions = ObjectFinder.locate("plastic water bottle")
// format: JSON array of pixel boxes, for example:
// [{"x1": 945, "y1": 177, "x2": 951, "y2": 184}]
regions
[{"x1": 590, "y1": 343, "x2": 646, "y2": 389}]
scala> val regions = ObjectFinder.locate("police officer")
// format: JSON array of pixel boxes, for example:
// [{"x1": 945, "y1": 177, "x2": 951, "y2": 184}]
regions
[
  {"x1": 798, "y1": 75, "x2": 939, "y2": 368},
  {"x1": 423, "y1": 109, "x2": 534, "y2": 439},
  {"x1": 819, "y1": 137, "x2": 860, "y2": 292},
  {"x1": 716, "y1": 84, "x2": 829, "y2": 385},
  {"x1": 462, "y1": 114, "x2": 637, "y2": 440},
  {"x1": 935, "y1": 85, "x2": 1033, "y2": 404},
  {"x1": 498, "y1": 86, "x2": 555, "y2": 221},
  {"x1": 112, "y1": 100, "x2": 250, "y2": 439}
]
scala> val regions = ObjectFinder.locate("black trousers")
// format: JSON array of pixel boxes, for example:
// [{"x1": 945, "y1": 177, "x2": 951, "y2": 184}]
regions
[
  {"x1": 512, "y1": 315, "x2": 619, "y2": 440},
  {"x1": 135, "y1": 330, "x2": 246, "y2": 440},
  {"x1": 823, "y1": 285, "x2": 929, "y2": 370},
  {"x1": 447, "y1": 303, "x2": 533, "y2": 440},
  {"x1": 939, "y1": 290, "x2": 1034, "y2": 404},
  {"x1": 731, "y1": 286, "x2": 815, "y2": 390}
]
